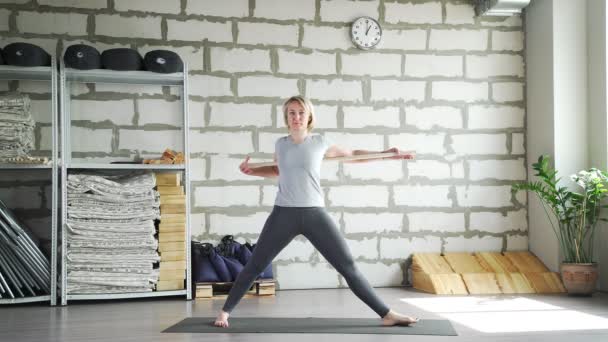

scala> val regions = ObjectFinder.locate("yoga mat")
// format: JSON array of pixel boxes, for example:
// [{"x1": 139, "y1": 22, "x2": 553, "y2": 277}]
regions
[{"x1": 163, "y1": 317, "x2": 457, "y2": 336}]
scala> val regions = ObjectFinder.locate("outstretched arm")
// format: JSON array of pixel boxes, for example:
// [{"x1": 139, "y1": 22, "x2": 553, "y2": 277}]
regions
[
  {"x1": 325, "y1": 145, "x2": 415, "y2": 163},
  {"x1": 239, "y1": 155, "x2": 279, "y2": 178}
]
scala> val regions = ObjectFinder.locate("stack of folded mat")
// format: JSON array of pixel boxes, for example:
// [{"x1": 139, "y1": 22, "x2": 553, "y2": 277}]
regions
[
  {"x1": 66, "y1": 172, "x2": 160, "y2": 294},
  {"x1": 0, "y1": 93, "x2": 37, "y2": 162}
]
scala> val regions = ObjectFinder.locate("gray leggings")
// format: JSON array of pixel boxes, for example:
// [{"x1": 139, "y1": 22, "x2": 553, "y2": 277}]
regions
[{"x1": 222, "y1": 206, "x2": 391, "y2": 318}]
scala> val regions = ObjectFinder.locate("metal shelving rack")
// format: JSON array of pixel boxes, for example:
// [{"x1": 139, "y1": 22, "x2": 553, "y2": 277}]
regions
[
  {"x1": 0, "y1": 61, "x2": 59, "y2": 306},
  {"x1": 59, "y1": 63, "x2": 192, "y2": 305}
]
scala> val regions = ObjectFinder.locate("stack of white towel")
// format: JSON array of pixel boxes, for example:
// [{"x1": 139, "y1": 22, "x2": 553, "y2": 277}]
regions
[{"x1": 0, "y1": 93, "x2": 35, "y2": 160}]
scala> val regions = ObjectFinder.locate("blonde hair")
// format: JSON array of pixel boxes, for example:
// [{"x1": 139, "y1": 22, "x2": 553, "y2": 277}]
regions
[{"x1": 282, "y1": 95, "x2": 315, "y2": 132}]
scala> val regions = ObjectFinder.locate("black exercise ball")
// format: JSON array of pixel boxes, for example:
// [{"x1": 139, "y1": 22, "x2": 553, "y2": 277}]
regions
[
  {"x1": 144, "y1": 50, "x2": 184, "y2": 73},
  {"x1": 3, "y1": 42, "x2": 51, "y2": 67},
  {"x1": 101, "y1": 48, "x2": 143, "y2": 71},
  {"x1": 64, "y1": 44, "x2": 101, "y2": 70}
]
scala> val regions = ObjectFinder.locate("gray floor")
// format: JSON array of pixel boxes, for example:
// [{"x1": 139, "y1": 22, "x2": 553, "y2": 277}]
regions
[{"x1": 2, "y1": 288, "x2": 608, "y2": 342}]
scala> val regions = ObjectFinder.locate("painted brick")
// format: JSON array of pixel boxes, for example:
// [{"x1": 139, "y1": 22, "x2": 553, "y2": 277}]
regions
[
  {"x1": 506, "y1": 234, "x2": 528, "y2": 251},
  {"x1": 189, "y1": 100, "x2": 206, "y2": 128},
  {"x1": 114, "y1": 0, "x2": 179, "y2": 14},
  {"x1": 39, "y1": 126, "x2": 52, "y2": 151},
  {"x1": 138, "y1": 44, "x2": 204, "y2": 70},
  {"x1": 343, "y1": 106, "x2": 400, "y2": 128},
  {"x1": 342, "y1": 53, "x2": 401, "y2": 76},
  {"x1": 119, "y1": 129, "x2": 181, "y2": 153},
  {"x1": 404, "y1": 54, "x2": 463, "y2": 77},
  {"x1": 328, "y1": 186, "x2": 389, "y2": 207},
  {"x1": 209, "y1": 102, "x2": 272, "y2": 127},
  {"x1": 430, "y1": 29, "x2": 488, "y2": 51},
  {"x1": 468, "y1": 159, "x2": 526, "y2": 181},
  {"x1": 70, "y1": 127, "x2": 112, "y2": 153},
  {"x1": 320, "y1": 0, "x2": 379, "y2": 22},
  {"x1": 190, "y1": 213, "x2": 205, "y2": 238},
  {"x1": 94, "y1": 83, "x2": 163, "y2": 95},
  {"x1": 452, "y1": 161, "x2": 465, "y2": 179},
  {"x1": 191, "y1": 131, "x2": 253, "y2": 154},
  {"x1": 302, "y1": 24, "x2": 352, "y2": 50},
  {"x1": 262, "y1": 185, "x2": 278, "y2": 206},
  {"x1": 137, "y1": 99, "x2": 182, "y2": 126},
  {"x1": 466, "y1": 54, "x2": 524, "y2": 78},
  {"x1": 239, "y1": 76, "x2": 298, "y2": 98},
  {"x1": 211, "y1": 47, "x2": 271, "y2": 73},
  {"x1": 456, "y1": 185, "x2": 513, "y2": 208},
  {"x1": 209, "y1": 213, "x2": 269, "y2": 235},
  {"x1": 190, "y1": 158, "x2": 206, "y2": 181},
  {"x1": 346, "y1": 237, "x2": 378, "y2": 259},
  {"x1": 324, "y1": 132, "x2": 383, "y2": 151},
  {"x1": 238, "y1": 22, "x2": 298, "y2": 46},
  {"x1": 190, "y1": 75, "x2": 232, "y2": 97},
  {"x1": 512, "y1": 133, "x2": 525, "y2": 154},
  {"x1": 38, "y1": 0, "x2": 106, "y2": 8},
  {"x1": 470, "y1": 210, "x2": 527, "y2": 234},
  {"x1": 96, "y1": 14, "x2": 161, "y2": 39},
  {"x1": 0, "y1": 186, "x2": 41, "y2": 209},
  {"x1": 394, "y1": 185, "x2": 452, "y2": 207},
  {"x1": 385, "y1": 2, "x2": 442, "y2": 24},
  {"x1": 445, "y1": 3, "x2": 475, "y2": 24},
  {"x1": 515, "y1": 190, "x2": 526, "y2": 205},
  {"x1": 278, "y1": 50, "x2": 335, "y2": 75},
  {"x1": 381, "y1": 29, "x2": 426, "y2": 50},
  {"x1": 389, "y1": 133, "x2": 446, "y2": 155},
  {"x1": 307, "y1": 79, "x2": 362, "y2": 102},
  {"x1": 444, "y1": 235, "x2": 503, "y2": 253},
  {"x1": 343, "y1": 159, "x2": 403, "y2": 181},
  {"x1": 451, "y1": 134, "x2": 507, "y2": 155},
  {"x1": 355, "y1": 262, "x2": 403, "y2": 287},
  {"x1": 481, "y1": 16, "x2": 522, "y2": 27},
  {"x1": 194, "y1": 186, "x2": 259, "y2": 207},
  {"x1": 343, "y1": 213, "x2": 403, "y2": 234},
  {"x1": 321, "y1": 161, "x2": 340, "y2": 181},
  {"x1": 312, "y1": 104, "x2": 338, "y2": 128},
  {"x1": 408, "y1": 160, "x2": 451, "y2": 180},
  {"x1": 370, "y1": 80, "x2": 425, "y2": 102},
  {"x1": 277, "y1": 263, "x2": 339, "y2": 289},
  {"x1": 276, "y1": 239, "x2": 315, "y2": 262},
  {"x1": 0, "y1": 9, "x2": 9, "y2": 31},
  {"x1": 408, "y1": 212, "x2": 466, "y2": 233},
  {"x1": 492, "y1": 30, "x2": 524, "y2": 51},
  {"x1": 209, "y1": 155, "x2": 255, "y2": 181},
  {"x1": 186, "y1": 0, "x2": 248, "y2": 17},
  {"x1": 432, "y1": 81, "x2": 488, "y2": 102},
  {"x1": 379, "y1": 237, "x2": 410, "y2": 260},
  {"x1": 259, "y1": 132, "x2": 287, "y2": 153},
  {"x1": 167, "y1": 19, "x2": 232, "y2": 43},
  {"x1": 492, "y1": 82, "x2": 524, "y2": 102},
  {"x1": 406, "y1": 106, "x2": 463, "y2": 129},
  {"x1": 70, "y1": 100, "x2": 133, "y2": 125},
  {"x1": 30, "y1": 100, "x2": 52, "y2": 124},
  {"x1": 468, "y1": 105, "x2": 524, "y2": 129},
  {"x1": 17, "y1": 11, "x2": 87, "y2": 35},
  {"x1": 0, "y1": 82, "x2": 8, "y2": 92},
  {"x1": 15, "y1": 81, "x2": 53, "y2": 95},
  {"x1": 256, "y1": 0, "x2": 315, "y2": 20}
]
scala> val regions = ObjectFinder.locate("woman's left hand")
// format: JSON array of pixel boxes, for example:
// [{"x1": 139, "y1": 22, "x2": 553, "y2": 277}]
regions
[{"x1": 382, "y1": 147, "x2": 416, "y2": 160}]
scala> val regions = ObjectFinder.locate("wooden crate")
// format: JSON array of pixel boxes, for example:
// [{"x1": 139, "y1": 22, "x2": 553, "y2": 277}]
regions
[{"x1": 195, "y1": 279, "x2": 276, "y2": 299}]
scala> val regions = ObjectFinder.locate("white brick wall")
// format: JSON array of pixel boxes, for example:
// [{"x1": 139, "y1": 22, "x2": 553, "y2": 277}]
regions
[
  {"x1": 512, "y1": 133, "x2": 525, "y2": 154},
  {"x1": 96, "y1": 14, "x2": 161, "y2": 39},
  {"x1": 256, "y1": 0, "x2": 315, "y2": 20},
  {"x1": 39, "y1": 126, "x2": 51, "y2": 151},
  {"x1": 394, "y1": 185, "x2": 452, "y2": 207},
  {"x1": 189, "y1": 101, "x2": 206, "y2": 127},
  {"x1": 321, "y1": 161, "x2": 340, "y2": 181},
  {"x1": 307, "y1": 79, "x2": 362, "y2": 102},
  {"x1": 239, "y1": 76, "x2": 298, "y2": 98},
  {"x1": 342, "y1": 159, "x2": 403, "y2": 181},
  {"x1": 190, "y1": 158, "x2": 206, "y2": 181},
  {"x1": 468, "y1": 105, "x2": 525, "y2": 129},
  {"x1": 342, "y1": 106, "x2": 400, "y2": 128},
  {"x1": 167, "y1": 19, "x2": 232, "y2": 43},
  {"x1": 381, "y1": 29, "x2": 426, "y2": 50},
  {"x1": 432, "y1": 81, "x2": 488, "y2": 102},
  {"x1": 506, "y1": 234, "x2": 528, "y2": 251},
  {"x1": 209, "y1": 155, "x2": 253, "y2": 181},
  {"x1": 302, "y1": 25, "x2": 352, "y2": 50},
  {"x1": 137, "y1": 99, "x2": 182, "y2": 126},
  {"x1": 468, "y1": 159, "x2": 526, "y2": 181},
  {"x1": 429, "y1": 29, "x2": 488, "y2": 51},
  {"x1": 276, "y1": 239, "x2": 315, "y2": 262},
  {"x1": 208, "y1": 102, "x2": 272, "y2": 127},
  {"x1": 190, "y1": 131, "x2": 253, "y2": 154},
  {"x1": 30, "y1": 100, "x2": 52, "y2": 124},
  {"x1": 385, "y1": 2, "x2": 442, "y2": 24},
  {"x1": 209, "y1": 213, "x2": 269, "y2": 235},
  {"x1": 277, "y1": 263, "x2": 339, "y2": 289},
  {"x1": 444, "y1": 235, "x2": 503, "y2": 253},
  {"x1": 389, "y1": 133, "x2": 446, "y2": 155},
  {"x1": 445, "y1": 3, "x2": 475, "y2": 25},
  {"x1": 278, "y1": 50, "x2": 336, "y2": 75},
  {"x1": 408, "y1": 160, "x2": 451, "y2": 180},
  {"x1": 406, "y1": 106, "x2": 463, "y2": 129},
  {"x1": 71, "y1": 100, "x2": 134, "y2": 125},
  {"x1": 312, "y1": 105, "x2": 338, "y2": 128},
  {"x1": 492, "y1": 31, "x2": 524, "y2": 51},
  {"x1": 346, "y1": 237, "x2": 378, "y2": 259},
  {"x1": 70, "y1": 127, "x2": 113, "y2": 153},
  {"x1": 456, "y1": 185, "x2": 513, "y2": 208},
  {"x1": 211, "y1": 47, "x2": 271, "y2": 73},
  {"x1": 38, "y1": 0, "x2": 106, "y2": 8},
  {"x1": 138, "y1": 44, "x2": 204, "y2": 70},
  {"x1": 470, "y1": 210, "x2": 527, "y2": 233},
  {"x1": 114, "y1": 0, "x2": 179, "y2": 14},
  {"x1": 320, "y1": 0, "x2": 379, "y2": 22},
  {"x1": 17, "y1": 11, "x2": 87, "y2": 35},
  {"x1": 451, "y1": 134, "x2": 507, "y2": 155},
  {"x1": 356, "y1": 262, "x2": 403, "y2": 287},
  {"x1": 194, "y1": 186, "x2": 259, "y2": 207},
  {"x1": 466, "y1": 54, "x2": 524, "y2": 78},
  {"x1": 405, "y1": 54, "x2": 463, "y2": 77},
  {"x1": 341, "y1": 53, "x2": 402, "y2": 76},
  {"x1": 492, "y1": 82, "x2": 524, "y2": 102},
  {"x1": 190, "y1": 213, "x2": 205, "y2": 238},
  {"x1": 0, "y1": 9, "x2": 9, "y2": 31},
  {"x1": 343, "y1": 213, "x2": 403, "y2": 234},
  {"x1": 324, "y1": 132, "x2": 383, "y2": 151},
  {"x1": 94, "y1": 83, "x2": 162, "y2": 96},
  {"x1": 119, "y1": 129, "x2": 181, "y2": 153},
  {"x1": 452, "y1": 161, "x2": 465, "y2": 179},
  {"x1": 258, "y1": 132, "x2": 287, "y2": 154},
  {"x1": 328, "y1": 186, "x2": 389, "y2": 207},
  {"x1": 379, "y1": 237, "x2": 411, "y2": 259},
  {"x1": 0, "y1": 187, "x2": 42, "y2": 209},
  {"x1": 262, "y1": 185, "x2": 278, "y2": 206},
  {"x1": 408, "y1": 212, "x2": 466, "y2": 233},
  {"x1": 238, "y1": 22, "x2": 298, "y2": 46},
  {"x1": 186, "y1": 0, "x2": 248, "y2": 17},
  {"x1": 370, "y1": 80, "x2": 425, "y2": 102},
  {"x1": 481, "y1": 15, "x2": 522, "y2": 27},
  {"x1": 190, "y1": 75, "x2": 233, "y2": 97}
]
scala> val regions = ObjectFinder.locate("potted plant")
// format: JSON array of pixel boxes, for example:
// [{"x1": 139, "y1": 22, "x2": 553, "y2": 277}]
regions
[{"x1": 512, "y1": 155, "x2": 607, "y2": 295}]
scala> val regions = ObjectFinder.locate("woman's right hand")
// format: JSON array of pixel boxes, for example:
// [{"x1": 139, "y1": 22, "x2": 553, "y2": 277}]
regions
[{"x1": 239, "y1": 156, "x2": 254, "y2": 175}]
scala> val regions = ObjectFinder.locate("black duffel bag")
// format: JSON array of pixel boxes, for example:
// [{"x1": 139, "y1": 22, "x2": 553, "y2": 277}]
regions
[
  {"x1": 101, "y1": 48, "x2": 143, "y2": 71},
  {"x1": 144, "y1": 50, "x2": 183, "y2": 73},
  {"x1": 64, "y1": 44, "x2": 101, "y2": 70},
  {"x1": 3, "y1": 42, "x2": 51, "y2": 67}
]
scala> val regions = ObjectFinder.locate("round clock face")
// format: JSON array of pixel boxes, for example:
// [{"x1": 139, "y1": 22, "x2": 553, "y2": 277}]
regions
[{"x1": 351, "y1": 17, "x2": 382, "y2": 50}]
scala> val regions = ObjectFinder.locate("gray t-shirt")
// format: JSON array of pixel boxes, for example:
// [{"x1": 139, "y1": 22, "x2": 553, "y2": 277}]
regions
[{"x1": 274, "y1": 134, "x2": 332, "y2": 207}]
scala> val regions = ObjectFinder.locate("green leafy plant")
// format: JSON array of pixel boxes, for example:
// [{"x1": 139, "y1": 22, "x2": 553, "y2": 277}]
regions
[{"x1": 512, "y1": 155, "x2": 608, "y2": 263}]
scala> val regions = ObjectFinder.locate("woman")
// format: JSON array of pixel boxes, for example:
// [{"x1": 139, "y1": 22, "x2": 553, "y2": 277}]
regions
[{"x1": 214, "y1": 95, "x2": 418, "y2": 328}]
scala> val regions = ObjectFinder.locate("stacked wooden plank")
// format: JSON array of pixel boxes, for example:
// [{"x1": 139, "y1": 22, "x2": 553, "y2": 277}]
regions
[
  {"x1": 195, "y1": 279, "x2": 276, "y2": 299},
  {"x1": 412, "y1": 251, "x2": 565, "y2": 295},
  {"x1": 155, "y1": 173, "x2": 186, "y2": 291}
]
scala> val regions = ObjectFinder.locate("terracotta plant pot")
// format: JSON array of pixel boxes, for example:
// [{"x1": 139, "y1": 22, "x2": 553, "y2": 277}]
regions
[{"x1": 560, "y1": 263, "x2": 598, "y2": 295}]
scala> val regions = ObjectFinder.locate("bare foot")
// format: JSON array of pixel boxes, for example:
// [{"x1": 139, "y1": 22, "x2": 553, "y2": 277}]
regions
[
  {"x1": 214, "y1": 310, "x2": 230, "y2": 328},
  {"x1": 382, "y1": 309, "x2": 419, "y2": 326}
]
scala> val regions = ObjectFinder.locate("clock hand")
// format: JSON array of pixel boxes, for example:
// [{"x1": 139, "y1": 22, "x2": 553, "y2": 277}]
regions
[{"x1": 366, "y1": 23, "x2": 371, "y2": 35}]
